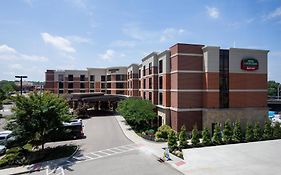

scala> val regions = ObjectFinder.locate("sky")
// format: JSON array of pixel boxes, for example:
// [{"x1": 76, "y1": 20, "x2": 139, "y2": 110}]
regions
[{"x1": 0, "y1": 0, "x2": 281, "y2": 82}]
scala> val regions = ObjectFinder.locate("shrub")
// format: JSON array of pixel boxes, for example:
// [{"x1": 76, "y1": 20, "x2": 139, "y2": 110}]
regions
[
  {"x1": 178, "y1": 125, "x2": 188, "y2": 149},
  {"x1": 212, "y1": 123, "x2": 222, "y2": 145},
  {"x1": 263, "y1": 120, "x2": 273, "y2": 140},
  {"x1": 155, "y1": 124, "x2": 172, "y2": 141},
  {"x1": 191, "y1": 127, "x2": 200, "y2": 147},
  {"x1": 232, "y1": 121, "x2": 242, "y2": 143},
  {"x1": 222, "y1": 120, "x2": 233, "y2": 144},
  {"x1": 253, "y1": 123, "x2": 263, "y2": 141},
  {"x1": 273, "y1": 122, "x2": 281, "y2": 139},
  {"x1": 245, "y1": 123, "x2": 254, "y2": 142},
  {"x1": 202, "y1": 127, "x2": 211, "y2": 146},
  {"x1": 168, "y1": 130, "x2": 178, "y2": 152}
]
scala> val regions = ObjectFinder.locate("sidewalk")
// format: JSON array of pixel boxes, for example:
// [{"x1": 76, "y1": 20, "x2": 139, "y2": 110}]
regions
[{"x1": 114, "y1": 115, "x2": 188, "y2": 175}]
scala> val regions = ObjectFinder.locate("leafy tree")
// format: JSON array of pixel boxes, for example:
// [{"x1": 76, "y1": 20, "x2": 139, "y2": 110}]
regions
[
  {"x1": 116, "y1": 98, "x2": 156, "y2": 128},
  {"x1": 263, "y1": 120, "x2": 273, "y2": 140},
  {"x1": 222, "y1": 120, "x2": 233, "y2": 144},
  {"x1": 155, "y1": 124, "x2": 172, "y2": 140},
  {"x1": 253, "y1": 123, "x2": 263, "y2": 141},
  {"x1": 178, "y1": 125, "x2": 188, "y2": 149},
  {"x1": 168, "y1": 130, "x2": 178, "y2": 152},
  {"x1": 232, "y1": 121, "x2": 242, "y2": 143},
  {"x1": 268, "y1": 80, "x2": 280, "y2": 96},
  {"x1": 74, "y1": 103, "x2": 89, "y2": 118},
  {"x1": 191, "y1": 127, "x2": 200, "y2": 147},
  {"x1": 245, "y1": 123, "x2": 254, "y2": 142},
  {"x1": 212, "y1": 123, "x2": 222, "y2": 145},
  {"x1": 202, "y1": 127, "x2": 211, "y2": 146},
  {"x1": 273, "y1": 122, "x2": 281, "y2": 139},
  {"x1": 11, "y1": 92, "x2": 73, "y2": 150}
]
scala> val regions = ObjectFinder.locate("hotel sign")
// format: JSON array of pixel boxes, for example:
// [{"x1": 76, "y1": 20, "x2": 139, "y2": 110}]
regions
[{"x1": 241, "y1": 58, "x2": 259, "y2": 71}]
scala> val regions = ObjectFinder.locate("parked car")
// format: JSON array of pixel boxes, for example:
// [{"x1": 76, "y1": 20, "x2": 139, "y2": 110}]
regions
[
  {"x1": 0, "y1": 145, "x2": 6, "y2": 155},
  {"x1": 62, "y1": 119, "x2": 84, "y2": 139},
  {"x1": 0, "y1": 130, "x2": 17, "y2": 148}
]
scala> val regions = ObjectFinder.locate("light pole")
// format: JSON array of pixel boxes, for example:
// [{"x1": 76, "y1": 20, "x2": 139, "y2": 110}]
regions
[{"x1": 15, "y1": 75, "x2": 28, "y2": 95}]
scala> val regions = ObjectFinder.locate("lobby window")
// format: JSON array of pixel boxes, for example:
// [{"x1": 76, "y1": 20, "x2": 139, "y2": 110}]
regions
[
  {"x1": 149, "y1": 92, "x2": 152, "y2": 101},
  {"x1": 149, "y1": 62, "x2": 152, "y2": 74},
  {"x1": 159, "y1": 60, "x2": 163, "y2": 73},
  {"x1": 59, "y1": 90, "x2": 63, "y2": 94},
  {"x1": 90, "y1": 83, "x2": 95, "y2": 89},
  {"x1": 219, "y1": 49, "x2": 229, "y2": 108},
  {"x1": 68, "y1": 90, "x2": 73, "y2": 94},
  {"x1": 101, "y1": 75, "x2": 106, "y2": 81},
  {"x1": 159, "y1": 92, "x2": 163, "y2": 105},
  {"x1": 143, "y1": 66, "x2": 146, "y2": 76},
  {"x1": 107, "y1": 83, "x2": 111, "y2": 88},
  {"x1": 143, "y1": 79, "x2": 146, "y2": 89},
  {"x1": 68, "y1": 83, "x2": 73, "y2": 89},
  {"x1": 90, "y1": 75, "x2": 95, "y2": 81},
  {"x1": 59, "y1": 82, "x2": 64, "y2": 89},
  {"x1": 58, "y1": 74, "x2": 64, "y2": 82},
  {"x1": 116, "y1": 83, "x2": 124, "y2": 88},
  {"x1": 80, "y1": 75, "x2": 85, "y2": 81},
  {"x1": 107, "y1": 75, "x2": 111, "y2": 81},
  {"x1": 68, "y1": 74, "x2": 73, "y2": 81},
  {"x1": 80, "y1": 83, "x2": 85, "y2": 89},
  {"x1": 159, "y1": 76, "x2": 163, "y2": 89},
  {"x1": 149, "y1": 78, "x2": 152, "y2": 89}
]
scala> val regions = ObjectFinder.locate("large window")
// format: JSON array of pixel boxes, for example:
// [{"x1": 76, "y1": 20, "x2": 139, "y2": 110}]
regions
[
  {"x1": 116, "y1": 74, "x2": 126, "y2": 81},
  {"x1": 107, "y1": 90, "x2": 111, "y2": 94},
  {"x1": 59, "y1": 90, "x2": 63, "y2": 94},
  {"x1": 143, "y1": 66, "x2": 146, "y2": 76},
  {"x1": 116, "y1": 83, "x2": 125, "y2": 88},
  {"x1": 90, "y1": 75, "x2": 95, "y2": 81},
  {"x1": 159, "y1": 92, "x2": 163, "y2": 105},
  {"x1": 68, "y1": 83, "x2": 73, "y2": 89},
  {"x1": 80, "y1": 83, "x2": 85, "y2": 89},
  {"x1": 101, "y1": 83, "x2": 106, "y2": 88},
  {"x1": 59, "y1": 82, "x2": 64, "y2": 89},
  {"x1": 159, "y1": 76, "x2": 163, "y2": 89},
  {"x1": 116, "y1": 90, "x2": 124, "y2": 95},
  {"x1": 68, "y1": 90, "x2": 73, "y2": 94},
  {"x1": 107, "y1": 83, "x2": 111, "y2": 88},
  {"x1": 68, "y1": 74, "x2": 73, "y2": 81},
  {"x1": 101, "y1": 75, "x2": 106, "y2": 81},
  {"x1": 149, "y1": 92, "x2": 152, "y2": 101},
  {"x1": 143, "y1": 91, "x2": 146, "y2": 99},
  {"x1": 90, "y1": 83, "x2": 95, "y2": 89},
  {"x1": 149, "y1": 62, "x2": 152, "y2": 74},
  {"x1": 143, "y1": 79, "x2": 146, "y2": 89},
  {"x1": 149, "y1": 78, "x2": 152, "y2": 89},
  {"x1": 159, "y1": 60, "x2": 163, "y2": 73},
  {"x1": 80, "y1": 75, "x2": 85, "y2": 81},
  {"x1": 139, "y1": 69, "x2": 141, "y2": 78},
  {"x1": 219, "y1": 49, "x2": 229, "y2": 108},
  {"x1": 58, "y1": 74, "x2": 64, "y2": 82},
  {"x1": 107, "y1": 75, "x2": 111, "y2": 81}
]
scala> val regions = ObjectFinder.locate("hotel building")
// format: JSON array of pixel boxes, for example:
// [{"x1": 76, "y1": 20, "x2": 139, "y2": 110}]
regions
[{"x1": 45, "y1": 43, "x2": 269, "y2": 132}]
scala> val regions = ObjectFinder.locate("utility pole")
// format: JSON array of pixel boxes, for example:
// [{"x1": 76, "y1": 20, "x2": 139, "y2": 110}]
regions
[{"x1": 15, "y1": 75, "x2": 28, "y2": 95}]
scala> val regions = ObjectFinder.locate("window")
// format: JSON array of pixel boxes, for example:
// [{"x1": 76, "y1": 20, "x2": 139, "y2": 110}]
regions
[
  {"x1": 143, "y1": 66, "x2": 146, "y2": 76},
  {"x1": 149, "y1": 92, "x2": 152, "y2": 101},
  {"x1": 80, "y1": 90, "x2": 85, "y2": 93},
  {"x1": 159, "y1": 60, "x2": 163, "y2": 73},
  {"x1": 116, "y1": 90, "x2": 124, "y2": 95},
  {"x1": 101, "y1": 75, "x2": 106, "y2": 81},
  {"x1": 130, "y1": 81, "x2": 133, "y2": 89},
  {"x1": 116, "y1": 83, "x2": 124, "y2": 88},
  {"x1": 68, "y1": 90, "x2": 73, "y2": 94},
  {"x1": 107, "y1": 83, "x2": 111, "y2": 88},
  {"x1": 68, "y1": 75, "x2": 73, "y2": 81},
  {"x1": 149, "y1": 78, "x2": 152, "y2": 89},
  {"x1": 80, "y1": 83, "x2": 85, "y2": 89},
  {"x1": 159, "y1": 76, "x2": 163, "y2": 89},
  {"x1": 58, "y1": 74, "x2": 64, "y2": 82},
  {"x1": 90, "y1": 75, "x2": 95, "y2": 81},
  {"x1": 143, "y1": 79, "x2": 146, "y2": 89},
  {"x1": 219, "y1": 49, "x2": 229, "y2": 108},
  {"x1": 59, "y1": 90, "x2": 63, "y2": 94},
  {"x1": 90, "y1": 90, "x2": 95, "y2": 93},
  {"x1": 107, "y1": 75, "x2": 111, "y2": 81},
  {"x1": 101, "y1": 83, "x2": 106, "y2": 88},
  {"x1": 143, "y1": 92, "x2": 146, "y2": 99},
  {"x1": 116, "y1": 74, "x2": 126, "y2": 81},
  {"x1": 80, "y1": 75, "x2": 85, "y2": 81},
  {"x1": 68, "y1": 83, "x2": 73, "y2": 89},
  {"x1": 101, "y1": 90, "x2": 106, "y2": 93},
  {"x1": 159, "y1": 92, "x2": 163, "y2": 105},
  {"x1": 90, "y1": 83, "x2": 95, "y2": 89},
  {"x1": 106, "y1": 90, "x2": 111, "y2": 94},
  {"x1": 149, "y1": 62, "x2": 152, "y2": 74},
  {"x1": 130, "y1": 71, "x2": 132, "y2": 79},
  {"x1": 59, "y1": 82, "x2": 64, "y2": 89},
  {"x1": 139, "y1": 69, "x2": 141, "y2": 78}
]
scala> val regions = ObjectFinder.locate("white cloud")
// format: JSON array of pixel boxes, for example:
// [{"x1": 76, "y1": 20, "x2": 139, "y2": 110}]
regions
[
  {"x1": 41, "y1": 32, "x2": 76, "y2": 53},
  {"x1": 206, "y1": 6, "x2": 219, "y2": 18},
  {"x1": 67, "y1": 35, "x2": 91, "y2": 44},
  {"x1": 111, "y1": 40, "x2": 136, "y2": 48},
  {"x1": 10, "y1": 64, "x2": 23, "y2": 70},
  {"x1": 122, "y1": 24, "x2": 157, "y2": 41},
  {"x1": 160, "y1": 28, "x2": 185, "y2": 42},
  {"x1": 0, "y1": 44, "x2": 48, "y2": 62},
  {"x1": 99, "y1": 49, "x2": 126, "y2": 61},
  {"x1": 264, "y1": 7, "x2": 281, "y2": 20}
]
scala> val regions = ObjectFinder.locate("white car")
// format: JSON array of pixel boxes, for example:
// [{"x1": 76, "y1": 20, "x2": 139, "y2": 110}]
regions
[{"x1": 0, "y1": 145, "x2": 6, "y2": 155}]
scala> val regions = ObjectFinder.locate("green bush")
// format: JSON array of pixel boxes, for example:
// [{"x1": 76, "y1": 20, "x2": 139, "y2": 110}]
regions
[
  {"x1": 273, "y1": 122, "x2": 281, "y2": 139},
  {"x1": 178, "y1": 125, "x2": 188, "y2": 149},
  {"x1": 191, "y1": 127, "x2": 200, "y2": 147},
  {"x1": 253, "y1": 123, "x2": 263, "y2": 141},
  {"x1": 222, "y1": 120, "x2": 233, "y2": 144},
  {"x1": 245, "y1": 123, "x2": 254, "y2": 142},
  {"x1": 232, "y1": 121, "x2": 242, "y2": 143},
  {"x1": 155, "y1": 124, "x2": 172, "y2": 141},
  {"x1": 212, "y1": 123, "x2": 222, "y2": 145},
  {"x1": 168, "y1": 130, "x2": 178, "y2": 152},
  {"x1": 263, "y1": 121, "x2": 273, "y2": 140},
  {"x1": 202, "y1": 127, "x2": 211, "y2": 146}
]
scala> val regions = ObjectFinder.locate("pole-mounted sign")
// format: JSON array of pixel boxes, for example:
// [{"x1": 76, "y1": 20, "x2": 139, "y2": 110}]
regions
[{"x1": 241, "y1": 58, "x2": 259, "y2": 71}]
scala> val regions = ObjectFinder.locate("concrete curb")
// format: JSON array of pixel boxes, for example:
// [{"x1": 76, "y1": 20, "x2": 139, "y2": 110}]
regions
[{"x1": 5, "y1": 145, "x2": 80, "y2": 175}]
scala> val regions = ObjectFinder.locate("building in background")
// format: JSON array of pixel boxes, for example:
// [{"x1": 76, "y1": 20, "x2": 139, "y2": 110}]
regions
[{"x1": 45, "y1": 43, "x2": 269, "y2": 132}]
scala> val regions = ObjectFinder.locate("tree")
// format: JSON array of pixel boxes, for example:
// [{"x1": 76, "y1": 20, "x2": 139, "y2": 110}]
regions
[
  {"x1": 168, "y1": 130, "x2": 178, "y2": 152},
  {"x1": 178, "y1": 125, "x2": 188, "y2": 149},
  {"x1": 245, "y1": 123, "x2": 254, "y2": 142},
  {"x1": 202, "y1": 127, "x2": 211, "y2": 146},
  {"x1": 232, "y1": 121, "x2": 242, "y2": 143},
  {"x1": 212, "y1": 123, "x2": 222, "y2": 145},
  {"x1": 155, "y1": 124, "x2": 172, "y2": 141},
  {"x1": 273, "y1": 122, "x2": 281, "y2": 139},
  {"x1": 11, "y1": 92, "x2": 73, "y2": 150},
  {"x1": 268, "y1": 80, "x2": 280, "y2": 96},
  {"x1": 263, "y1": 120, "x2": 273, "y2": 140},
  {"x1": 253, "y1": 123, "x2": 263, "y2": 141},
  {"x1": 116, "y1": 98, "x2": 156, "y2": 128},
  {"x1": 191, "y1": 127, "x2": 200, "y2": 147},
  {"x1": 222, "y1": 120, "x2": 233, "y2": 144}
]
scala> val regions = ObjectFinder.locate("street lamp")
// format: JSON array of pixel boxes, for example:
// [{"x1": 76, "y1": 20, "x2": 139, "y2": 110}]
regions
[{"x1": 15, "y1": 75, "x2": 28, "y2": 95}]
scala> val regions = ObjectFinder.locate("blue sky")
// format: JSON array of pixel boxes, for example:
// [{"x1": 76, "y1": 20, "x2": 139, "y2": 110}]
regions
[{"x1": 0, "y1": 0, "x2": 281, "y2": 82}]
